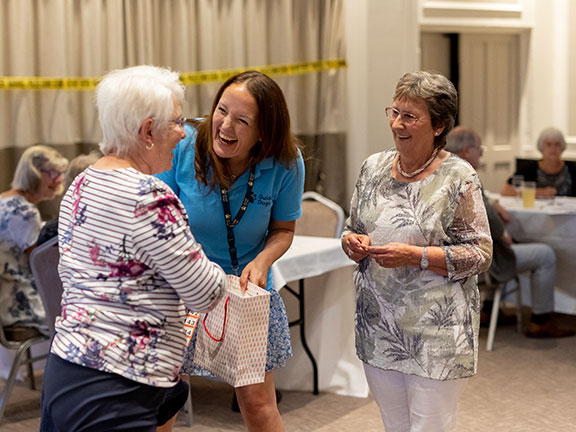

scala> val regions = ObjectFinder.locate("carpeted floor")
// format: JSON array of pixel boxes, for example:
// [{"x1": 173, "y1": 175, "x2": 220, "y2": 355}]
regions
[{"x1": 2, "y1": 312, "x2": 575, "y2": 431}]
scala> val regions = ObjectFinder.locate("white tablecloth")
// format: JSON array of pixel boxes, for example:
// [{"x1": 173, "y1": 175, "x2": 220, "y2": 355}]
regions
[
  {"x1": 272, "y1": 236, "x2": 369, "y2": 397},
  {"x1": 494, "y1": 195, "x2": 576, "y2": 314},
  {"x1": 272, "y1": 235, "x2": 355, "y2": 289}
]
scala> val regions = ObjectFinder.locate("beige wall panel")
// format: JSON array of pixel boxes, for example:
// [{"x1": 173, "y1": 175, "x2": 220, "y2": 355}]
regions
[{"x1": 460, "y1": 34, "x2": 519, "y2": 192}]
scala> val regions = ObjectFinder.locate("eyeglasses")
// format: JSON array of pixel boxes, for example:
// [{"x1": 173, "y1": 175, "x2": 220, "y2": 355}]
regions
[
  {"x1": 385, "y1": 107, "x2": 428, "y2": 126},
  {"x1": 40, "y1": 168, "x2": 64, "y2": 180},
  {"x1": 169, "y1": 117, "x2": 188, "y2": 127}
]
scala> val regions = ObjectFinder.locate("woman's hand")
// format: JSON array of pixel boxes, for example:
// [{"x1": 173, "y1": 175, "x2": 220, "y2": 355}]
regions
[
  {"x1": 239, "y1": 259, "x2": 269, "y2": 291},
  {"x1": 367, "y1": 242, "x2": 417, "y2": 268},
  {"x1": 239, "y1": 219, "x2": 295, "y2": 291},
  {"x1": 342, "y1": 233, "x2": 371, "y2": 263},
  {"x1": 536, "y1": 186, "x2": 557, "y2": 198},
  {"x1": 500, "y1": 183, "x2": 516, "y2": 197}
]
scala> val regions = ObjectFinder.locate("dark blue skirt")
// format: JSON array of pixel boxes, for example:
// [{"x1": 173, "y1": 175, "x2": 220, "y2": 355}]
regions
[{"x1": 40, "y1": 353, "x2": 189, "y2": 431}]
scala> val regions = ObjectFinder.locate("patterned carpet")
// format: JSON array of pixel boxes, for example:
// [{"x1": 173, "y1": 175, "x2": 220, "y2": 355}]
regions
[{"x1": 2, "y1": 312, "x2": 575, "y2": 431}]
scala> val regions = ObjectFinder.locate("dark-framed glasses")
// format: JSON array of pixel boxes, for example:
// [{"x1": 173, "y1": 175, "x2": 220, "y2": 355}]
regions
[
  {"x1": 40, "y1": 168, "x2": 64, "y2": 180},
  {"x1": 385, "y1": 107, "x2": 427, "y2": 126},
  {"x1": 170, "y1": 117, "x2": 188, "y2": 127}
]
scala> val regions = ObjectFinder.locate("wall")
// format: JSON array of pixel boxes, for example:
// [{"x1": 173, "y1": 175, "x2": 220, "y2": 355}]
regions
[
  {"x1": 343, "y1": 0, "x2": 419, "y2": 203},
  {"x1": 528, "y1": 0, "x2": 575, "y2": 157},
  {"x1": 420, "y1": 0, "x2": 575, "y2": 161}
]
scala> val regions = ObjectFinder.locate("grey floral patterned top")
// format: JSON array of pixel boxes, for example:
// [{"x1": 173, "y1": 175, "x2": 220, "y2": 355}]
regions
[{"x1": 343, "y1": 150, "x2": 492, "y2": 380}]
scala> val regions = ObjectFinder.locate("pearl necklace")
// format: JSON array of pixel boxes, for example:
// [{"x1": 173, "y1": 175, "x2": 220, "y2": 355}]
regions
[{"x1": 396, "y1": 147, "x2": 439, "y2": 178}]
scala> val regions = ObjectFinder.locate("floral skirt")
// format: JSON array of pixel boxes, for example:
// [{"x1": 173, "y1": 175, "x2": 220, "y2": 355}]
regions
[{"x1": 180, "y1": 289, "x2": 292, "y2": 376}]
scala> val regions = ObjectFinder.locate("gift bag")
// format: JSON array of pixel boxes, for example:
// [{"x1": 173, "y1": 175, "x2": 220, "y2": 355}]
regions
[{"x1": 194, "y1": 275, "x2": 270, "y2": 387}]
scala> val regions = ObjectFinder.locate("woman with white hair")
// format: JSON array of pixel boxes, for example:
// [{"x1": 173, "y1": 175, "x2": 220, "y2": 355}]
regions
[
  {"x1": 0, "y1": 145, "x2": 68, "y2": 337},
  {"x1": 501, "y1": 127, "x2": 576, "y2": 197},
  {"x1": 40, "y1": 65, "x2": 226, "y2": 431}
]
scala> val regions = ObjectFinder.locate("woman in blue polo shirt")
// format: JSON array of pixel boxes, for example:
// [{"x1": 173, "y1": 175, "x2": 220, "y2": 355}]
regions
[{"x1": 156, "y1": 71, "x2": 304, "y2": 431}]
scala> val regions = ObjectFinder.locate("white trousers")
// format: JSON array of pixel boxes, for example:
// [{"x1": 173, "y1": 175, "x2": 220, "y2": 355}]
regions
[{"x1": 363, "y1": 363, "x2": 468, "y2": 432}]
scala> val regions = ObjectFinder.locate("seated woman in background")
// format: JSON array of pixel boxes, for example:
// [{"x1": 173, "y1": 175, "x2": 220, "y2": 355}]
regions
[
  {"x1": 0, "y1": 145, "x2": 68, "y2": 338},
  {"x1": 36, "y1": 150, "x2": 101, "y2": 246},
  {"x1": 501, "y1": 127, "x2": 576, "y2": 198}
]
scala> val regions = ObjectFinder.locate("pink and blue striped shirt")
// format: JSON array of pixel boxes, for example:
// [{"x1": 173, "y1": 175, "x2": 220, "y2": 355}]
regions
[{"x1": 51, "y1": 167, "x2": 226, "y2": 387}]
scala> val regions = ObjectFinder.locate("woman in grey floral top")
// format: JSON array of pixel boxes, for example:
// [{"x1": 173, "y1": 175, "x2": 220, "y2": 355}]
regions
[{"x1": 342, "y1": 71, "x2": 492, "y2": 432}]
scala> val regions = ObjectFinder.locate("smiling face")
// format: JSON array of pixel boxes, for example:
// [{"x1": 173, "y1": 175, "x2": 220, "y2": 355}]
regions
[
  {"x1": 389, "y1": 98, "x2": 444, "y2": 157},
  {"x1": 211, "y1": 83, "x2": 260, "y2": 167}
]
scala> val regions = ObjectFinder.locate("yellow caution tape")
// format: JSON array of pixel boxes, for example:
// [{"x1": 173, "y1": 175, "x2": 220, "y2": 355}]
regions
[{"x1": 0, "y1": 59, "x2": 346, "y2": 91}]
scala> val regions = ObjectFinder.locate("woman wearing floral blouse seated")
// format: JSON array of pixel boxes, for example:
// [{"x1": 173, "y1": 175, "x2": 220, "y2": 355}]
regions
[
  {"x1": 0, "y1": 145, "x2": 68, "y2": 338},
  {"x1": 342, "y1": 71, "x2": 492, "y2": 432},
  {"x1": 40, "y1": 65, "x2": 227, "y2": 432},
  {"x1": 501, "y1": 127, "x2": 576, "y2": 198}
]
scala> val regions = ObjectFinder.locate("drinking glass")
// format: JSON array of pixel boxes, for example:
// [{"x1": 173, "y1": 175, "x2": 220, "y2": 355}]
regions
[
  {"x1": 511, "y1": 175, "x2": 524, "y2": 199},
  {"x1": 522, "y1": 181, "x2": 536, "y2": 208}
]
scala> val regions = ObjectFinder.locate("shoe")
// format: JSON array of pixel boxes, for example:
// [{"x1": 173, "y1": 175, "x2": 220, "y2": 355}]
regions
[
  {"x1": 231, "y1": 390, "x2": 283, "y2": 412},
  {"x1": 480, "y1": 309, "x2": 517, "y2": 328},
  {"x1": 525, "y1": 320, "x2": 576, "y2": 338}
]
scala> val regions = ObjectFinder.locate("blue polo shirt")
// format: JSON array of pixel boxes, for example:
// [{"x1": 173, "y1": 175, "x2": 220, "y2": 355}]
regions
[{"x1": 156, "y1": 124, "x2": 305, "y2": 290}]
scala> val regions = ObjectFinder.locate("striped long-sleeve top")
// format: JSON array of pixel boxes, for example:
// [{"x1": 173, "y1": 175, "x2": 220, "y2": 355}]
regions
[{"x1": 51, "y1": 167, "x2": 226, "y2": 387}]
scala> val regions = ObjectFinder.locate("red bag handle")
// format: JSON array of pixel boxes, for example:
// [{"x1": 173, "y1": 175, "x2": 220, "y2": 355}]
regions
[{"x1": 202, "y1": 296, "x2": 230, "y2": 342}]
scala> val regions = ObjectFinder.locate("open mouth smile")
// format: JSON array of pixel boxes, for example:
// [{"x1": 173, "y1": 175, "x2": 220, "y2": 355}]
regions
[{"x1": 219, "y1": 132, "x2": 238, "y2": 145}]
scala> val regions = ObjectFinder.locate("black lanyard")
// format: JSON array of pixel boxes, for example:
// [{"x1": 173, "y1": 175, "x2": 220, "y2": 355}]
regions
[{"x1": 220, "y1": 165, "x2": 256, "y2": 275}]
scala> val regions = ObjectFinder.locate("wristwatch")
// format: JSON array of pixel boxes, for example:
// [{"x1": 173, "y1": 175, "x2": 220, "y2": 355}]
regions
[{"x1": 420, "y1": 247, "x2": 429, "y2": 270}]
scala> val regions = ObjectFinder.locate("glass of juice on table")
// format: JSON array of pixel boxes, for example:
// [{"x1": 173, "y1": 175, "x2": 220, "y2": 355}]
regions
[{"x1": 522, "y1": 181, "x2": 536, "y2": 208}]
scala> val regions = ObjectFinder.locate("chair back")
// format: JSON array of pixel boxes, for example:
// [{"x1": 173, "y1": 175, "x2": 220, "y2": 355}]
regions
[
  {"x1": 515, "y1": 158, "x2": 537, "y2": 172},
  {"x1": 295, "y1": 191, "x2": 345, "y2": 239},
  {"x1": 29, "y1": 237, "x2": 63, "y2": 336}
]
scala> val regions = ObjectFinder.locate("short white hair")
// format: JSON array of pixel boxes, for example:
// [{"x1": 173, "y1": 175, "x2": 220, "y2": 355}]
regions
[
  {"x1": 96, "y1": 65, "x2": 185, "y2": 157},
  {"x1": 11, "y1": 145, "x2": 69, "y2": 194},
  {"x1": 537, "y1": 127, "x2": 566, "y2": 152}
]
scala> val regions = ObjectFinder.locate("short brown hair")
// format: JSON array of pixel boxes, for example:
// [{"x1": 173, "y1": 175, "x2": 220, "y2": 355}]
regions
[{"x1": 394, "y1": 71, "x2": 458, "y2": 149}]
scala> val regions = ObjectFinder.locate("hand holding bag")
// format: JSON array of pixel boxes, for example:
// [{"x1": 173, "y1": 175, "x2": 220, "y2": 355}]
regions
[{"x1": 194, "y1": 275, "x2": 270, "y2": 387}]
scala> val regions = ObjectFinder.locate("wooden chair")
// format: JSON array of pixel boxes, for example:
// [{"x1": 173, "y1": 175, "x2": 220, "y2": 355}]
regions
[{"x1": 296, "y1": 191, "x2": 345, "y2": 238}]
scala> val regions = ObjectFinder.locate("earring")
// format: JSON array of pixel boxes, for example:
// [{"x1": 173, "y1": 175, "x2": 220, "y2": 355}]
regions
[{"x1": 146, "y1": 142, "x2": 154, "y2": 150}]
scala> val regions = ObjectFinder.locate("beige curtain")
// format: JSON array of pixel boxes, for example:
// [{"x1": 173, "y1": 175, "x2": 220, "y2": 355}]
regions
[{"x1": 0, "y1": 0, "x2": 347, "y2": 205}]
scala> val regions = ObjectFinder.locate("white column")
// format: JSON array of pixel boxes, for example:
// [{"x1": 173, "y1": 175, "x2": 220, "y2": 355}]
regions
[
  {"x1": 529, "y1": 0, "x2": 572, "y2": 153},
  {"x1": 343, "y1": 0, "x2": 420, "y2": 206}
]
